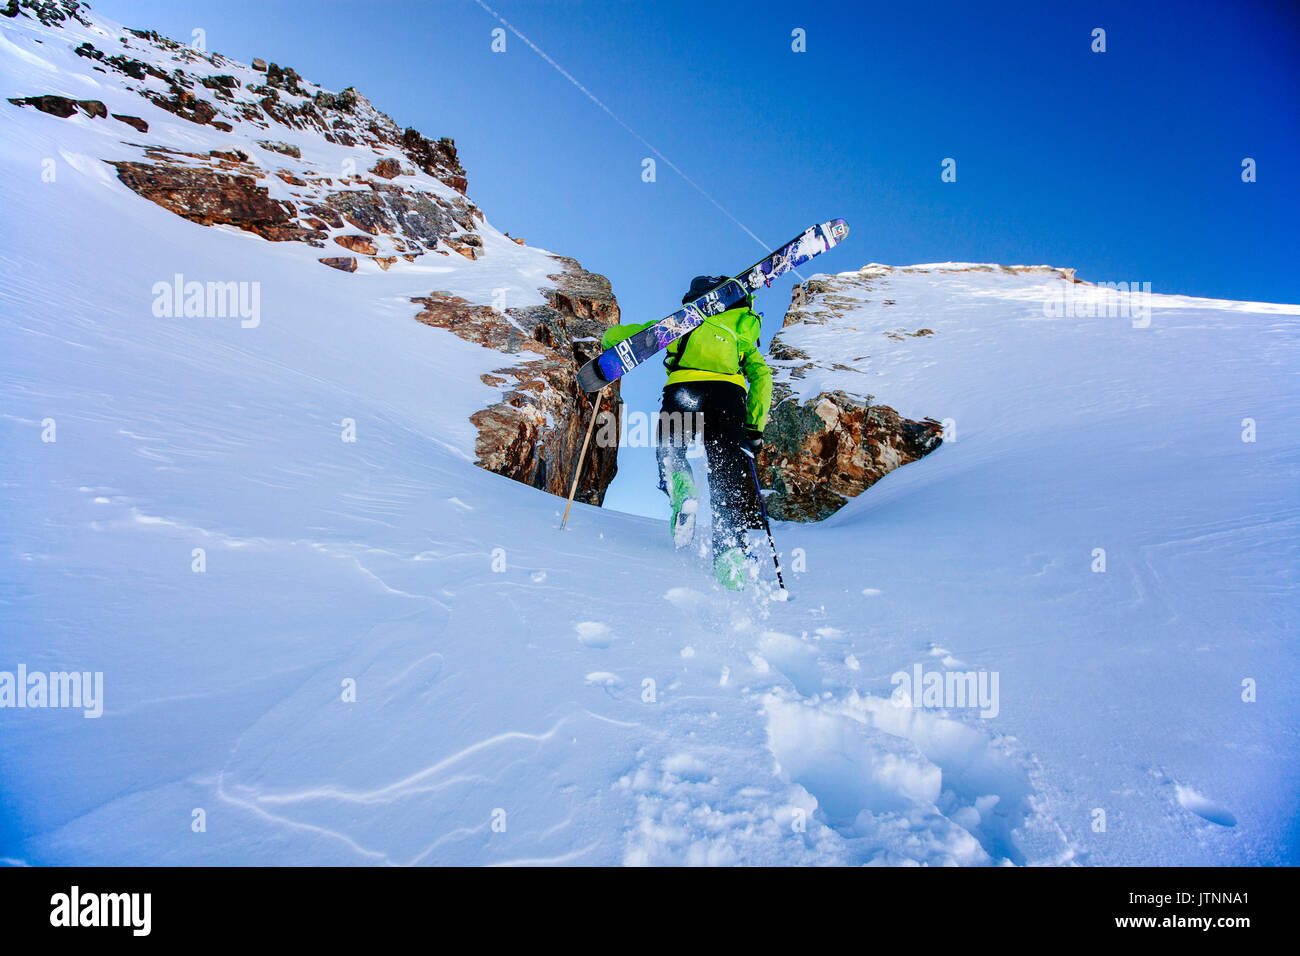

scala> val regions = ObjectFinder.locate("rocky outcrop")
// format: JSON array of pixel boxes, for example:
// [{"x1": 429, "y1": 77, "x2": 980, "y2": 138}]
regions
[
  {"x1": 105, "y1": 146, "x2": 478, "y2": 262},
  {"x1": 332, "y1": 234, "x2": 377, "y2": 255},
  {"x1": 107, "y1": 152, "x2": 314, "y2": 243},
  {"x1": 112, "y1": 113, "x2": 148, "y2": 132},
  {"x1": 399, "y1": 128, "x2": 467, "y2": 195},
  {"x1": 757, "y1": 268, "x2": 945, "y2": 521},
  {"x1": 411, "y1": 260, "x2": 621, "y2": 505},
  {"x1": 7, "y1": 94, "x2": 104, "y2": 118},
  {"x1": 257, "y1": 139, "x2": 299, "y2": 158},
  {"x1": 148, "y1": 86, "x2": 222, "y2": 128},
  {"x1": 758, "y1": 388, "x2": 942, "y2": 521},
  {"x1": 370, "y1": 157, "x2": 402, "y2": 179},
  {"x1": 6, "y1": 0, "x2": 92, "y2": 28},
  {"x1": 30, "y1": 25, "x2": 484, "y2": 268},
  {"x1": 7, "y1": 0, "x2": 623, "y2": 507}
]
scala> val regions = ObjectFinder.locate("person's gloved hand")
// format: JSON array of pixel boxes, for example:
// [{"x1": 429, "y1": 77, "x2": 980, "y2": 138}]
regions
[{"x1": 744, "y1": 427, "x2": 764, "y2": 452}]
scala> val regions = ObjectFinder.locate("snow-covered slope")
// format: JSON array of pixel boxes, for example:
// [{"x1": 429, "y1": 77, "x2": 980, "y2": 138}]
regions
[{"x1": 4, "y1": 8, "x2": 1298, "y2": 866}]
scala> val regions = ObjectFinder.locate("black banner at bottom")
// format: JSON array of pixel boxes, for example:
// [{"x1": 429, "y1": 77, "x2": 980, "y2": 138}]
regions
[{"x1": 0, "y1": 865, "x2": 1279, "y2": 941}]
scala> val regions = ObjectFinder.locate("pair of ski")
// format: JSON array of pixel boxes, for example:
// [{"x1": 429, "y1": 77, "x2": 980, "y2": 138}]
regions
[{"x1": 576, "y1": 218, "x2": 850, "y2": 392}]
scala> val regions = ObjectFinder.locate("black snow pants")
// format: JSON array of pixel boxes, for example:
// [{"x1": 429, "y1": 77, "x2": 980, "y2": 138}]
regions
[{"x1": 656, "y1": 380, "x2": 760, "y2": 557}]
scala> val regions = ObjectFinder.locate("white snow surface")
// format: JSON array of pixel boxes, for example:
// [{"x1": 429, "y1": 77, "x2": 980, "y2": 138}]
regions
[{"x1": 2, "y1": 7, "x2": 1298, "y2": 866}]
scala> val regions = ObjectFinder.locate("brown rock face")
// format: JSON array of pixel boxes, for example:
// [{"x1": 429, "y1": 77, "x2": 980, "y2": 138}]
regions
[
  {"x1": 318, "y1": 256, "x2": 357, "y2": 273},
  {"x1": 8, "y1": 94, "x2": 105, "y2": 118},
  {"x1": 758, "y1": 389, "x2": 943, "y2": 521},
  {"x1": 107, "y1": 159, "x2": 314, "y2": 242},
  {"x1": 400, "y1": 128, "x2": 467, "y2": 194},
  {"x1": 544, "y1": 256, "x2": 621, "y2": 327},
  {"x1": 441, "y1": 235, "x2": 480, "y2": 260},
  {"x1": 319, "y1": 183, "x2": 474, "y2": 252},
  {"x1": 15, "y1": 10, "x2": 485, "y2": 272},
  {"x1": 412, "y1": 260, "x2": 621, "y2": 505},
  {"x1": 149, "y1": 88, "x2": 218, "y2": 126},
  {"x1": 103, "y1": 137, "x2": 481, "y2": 259},
  {"x1": 370, "y1": 157, "x2": 402, "y2": 179},
  {"x1": 112, "y1": 113, "x2": 148, "y2": 132},
  {"x1": 755, "y1": 269, "x2": 948, "y2": 521},
  {"x1": 333, "y1": 234, "x2": 377, "y2": 255},
  {"x1": 8, "y1": 94, "x2": 75, "y2": 117}
]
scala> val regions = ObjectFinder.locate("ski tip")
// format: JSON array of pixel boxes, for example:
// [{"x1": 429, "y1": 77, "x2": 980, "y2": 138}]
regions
[{"x1": 576, "y1": 360, "x2": 611, "y2": 393}]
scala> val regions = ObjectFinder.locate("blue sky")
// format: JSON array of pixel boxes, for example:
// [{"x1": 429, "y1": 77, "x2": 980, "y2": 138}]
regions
[{"x1": 96, "y1": 0, "x2": 1300, "y2": 516}]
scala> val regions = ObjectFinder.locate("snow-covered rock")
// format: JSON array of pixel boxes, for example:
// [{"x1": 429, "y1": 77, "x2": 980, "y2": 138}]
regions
[
  {"x1": 762, "y1": 264, "x2": 1102, "y2": 520},
  {"x1": 2, "y1": 0, "x2": 620, "y2": 503},
  {"x1": 760, "y1": 268, "x2": 948, "y2": 520}
]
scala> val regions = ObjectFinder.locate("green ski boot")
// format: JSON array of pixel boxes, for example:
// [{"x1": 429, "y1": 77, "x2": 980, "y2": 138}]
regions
[
  {"x1": 714, "y1": 546, "x2": 747, "y2": 591},
  {"x1": 668, "y1": 469, "x2": 698, "y2": 549}
]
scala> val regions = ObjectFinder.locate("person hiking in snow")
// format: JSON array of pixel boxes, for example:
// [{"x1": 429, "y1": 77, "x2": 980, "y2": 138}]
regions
[{"x1": 599, "y1": 276, "x2": 772, "y2": 590}]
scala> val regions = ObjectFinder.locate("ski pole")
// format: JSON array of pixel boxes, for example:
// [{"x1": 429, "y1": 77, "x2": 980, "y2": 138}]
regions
[
  {"x1": 744, "y1": 449, "x2": 786, "y2": 592},
  {"x1": 561, "y1": 386, "x2": 606, "y2": 530}
]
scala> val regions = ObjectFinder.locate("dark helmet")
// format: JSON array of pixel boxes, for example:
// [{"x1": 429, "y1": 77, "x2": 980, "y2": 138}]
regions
[{"x1": 682, "y1": 274, "x2": 731, "y2": 305}]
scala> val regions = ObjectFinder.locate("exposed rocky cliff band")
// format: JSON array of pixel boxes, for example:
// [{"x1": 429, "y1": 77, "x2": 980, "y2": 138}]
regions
[
  {"x1": 411, "y1": 263, "x2": 621, "y2": 506},
  {"x1": 3, "y1": 0, "x2": 619, "y2": 504},
  {"x1": 759, "y1": 267, "x2": 947, "y2": 521}
]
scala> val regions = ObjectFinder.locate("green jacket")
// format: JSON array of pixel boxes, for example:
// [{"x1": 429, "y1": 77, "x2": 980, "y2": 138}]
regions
[{"x1": 600, "y1": 305, "x2": 773, "y2": 432}]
